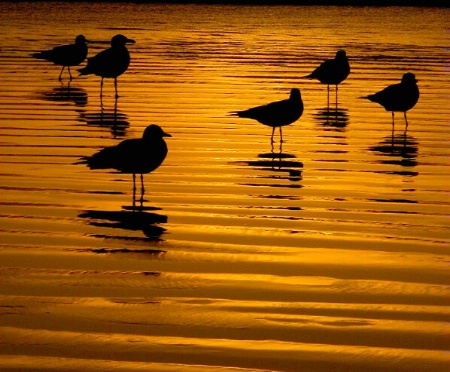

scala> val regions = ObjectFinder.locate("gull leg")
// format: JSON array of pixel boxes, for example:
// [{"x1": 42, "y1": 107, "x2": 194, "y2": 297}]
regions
[
  {"x1": 335, "y1": 85, "x2": 338, "y2": 111},
  {"x1": 391, "y1": 111, "x2": 395, "y2": 131},
  {"x1": 100, "y1": 77, "x2": 104, "y2": 98},
  {"x1": 327, "y1": 85, "x2": 330, "y2": 110},
  {"x1": 132, "y1": 173, "x2": 136, "y2": 212},
  {"x1": 114, "y1": 78, "x2": 119, "y2": 99},
  {"x1": 68, "y1": 66, "x2": 72, "y2": 81},
  {"x1": 114, "y1": 96, "x2": 118, "y2": 118},
  {"x1": 141, "y1": 174, "x2": 145, "y2": 197},
  {"x1": 403, "y1": 112, "x2": 409, "y2": 136},
  {"x1": 58, "y1": 66, "x2": 65, "y2": 81},
  {"x1": 139, "y1": 174, "x2": 145, "y2": 209},
  {"x1": 271, "y1": 127, "x2": 275, "y2": 144},
  {"x1": 100, "y1": 95, "x2": 104, "y2": 112}
]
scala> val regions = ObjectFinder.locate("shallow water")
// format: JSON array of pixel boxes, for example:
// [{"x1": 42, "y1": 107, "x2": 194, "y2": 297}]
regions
[{"x1": 0, "y1": 2, "x2": 449, "y2": 371}]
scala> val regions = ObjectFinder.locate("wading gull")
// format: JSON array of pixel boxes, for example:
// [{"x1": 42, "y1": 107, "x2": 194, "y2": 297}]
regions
[
  {"x1": 230, "y1": 88, "x2": 304, "y2": 144},
  {"x1": 78, "y1": 34, "x2": 135, "y2": 98},
  {"x1": 304, "y1": 50, "x2": 350, "y2": 108},
  {"x1": 361, "y1": 72, "x2": 419, "y2": 133},
  {"x1": 32, "y1": 35, "x2": 90, "y2": 81},
  {"x1": 76, "y1": 124, "x2": 171, "y2": 201}
]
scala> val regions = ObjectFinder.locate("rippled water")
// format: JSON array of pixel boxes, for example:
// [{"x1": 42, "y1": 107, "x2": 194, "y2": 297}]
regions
[{"x1": 0, "y1": 3, "x2": 449, "y2": 371}]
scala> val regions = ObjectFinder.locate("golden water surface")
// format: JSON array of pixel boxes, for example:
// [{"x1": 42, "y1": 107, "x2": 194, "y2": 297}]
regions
[{"x1": 0, "y1": 2, "x2": 449, "y2": 371}]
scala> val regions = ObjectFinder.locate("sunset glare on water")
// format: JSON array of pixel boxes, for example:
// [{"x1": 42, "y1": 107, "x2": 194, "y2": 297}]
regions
[{"x1": 0, "y1": 1, "x2": 449, "y2": 371}]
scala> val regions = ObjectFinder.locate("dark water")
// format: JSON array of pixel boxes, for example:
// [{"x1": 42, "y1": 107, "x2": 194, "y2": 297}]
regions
[{"x1": 0, "y1": 3, "x2": 449, "y2": 371}]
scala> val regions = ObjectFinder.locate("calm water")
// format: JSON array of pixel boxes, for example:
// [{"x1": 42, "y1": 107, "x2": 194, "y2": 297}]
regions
[{"x1": 0, "y1": 2, "x2": 449, "y2": 371}]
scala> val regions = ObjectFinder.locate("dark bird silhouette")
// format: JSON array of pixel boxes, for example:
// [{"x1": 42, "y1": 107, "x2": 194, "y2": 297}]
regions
[
  {"x1": 32, "y1": 35, "x2": 89, "y2": 81},
  {"x1": 77, "y1": 125, "x2": 171, "y2": 201},
  {"x1": 304, "y1": 50, "x2": 350, "y2": 108},
  {"x1": 230, "y1": 88, "x2": 303, "y2": 143},
  {"x1": 78, "y1": 34, "x2": 135, "y2": 98},
  {"x1": 361, "y1": 72, "x2": 419, "y2": 134}
]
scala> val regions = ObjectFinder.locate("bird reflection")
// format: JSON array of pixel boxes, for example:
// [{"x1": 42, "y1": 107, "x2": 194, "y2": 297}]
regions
[
  {"x1": 39, "y1": 81, "x2": 88, "y2": 107},
  {"x1": 81, "y1": 97, "x2": 129, "y2": 137},
  {"x1": 78, "y1": 206, "x2": 167, "y2": 242},
  {"x1": 313, "y1": 107, "x2": 349, "y2": 131},
  {"x1": 236, "y1": 143, "x2": 303, "y2": 187},
  {"x1": 370, "y1": 133, "x2": 418, "y2": 172}
]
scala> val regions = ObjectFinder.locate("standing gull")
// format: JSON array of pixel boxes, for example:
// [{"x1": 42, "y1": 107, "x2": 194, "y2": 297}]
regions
[
  {"x1": 78, "y1": 34, "x2": 135, "y2": 98},
  {"x1": 304, "y1": 50, "x2": 350, "y2": 108},
  {"x1": 230, "y1": 88, "x2": 303, "y2": 143},
  {"x1": 77, "y1": 124, "x2": 171, "y2": 201},
  {"x1": 361, "y1": 72, "x2": 419, "y2": 134},
  {"x1": 32, "y1": 35, "x2": 90, "y2": 81}
]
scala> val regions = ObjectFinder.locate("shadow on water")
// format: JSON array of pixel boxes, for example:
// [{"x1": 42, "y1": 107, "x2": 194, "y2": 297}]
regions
[
  {"x1": 313, "y1": 107, "x2": 349, "y2": 131},
  {"x1": 80, "y1": 97, "x2": 129, "y2": 137},
  {"x1": 39, "y1": 81, "x2": 88, "y2": 107},
  {"x1": 78, "y1": 205, "x2": 167, "y2": 242},
  {"x1": 234, "y1": 142, "x2": 303, "y2": 188},
  {"x1": 369, "y1": 133, "x2": 419, "y2": 176}
]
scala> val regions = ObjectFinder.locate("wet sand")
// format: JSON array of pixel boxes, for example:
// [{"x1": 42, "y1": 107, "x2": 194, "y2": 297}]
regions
[{"x1": 0, "y1": 3, "x2": 449, "y2": 371}]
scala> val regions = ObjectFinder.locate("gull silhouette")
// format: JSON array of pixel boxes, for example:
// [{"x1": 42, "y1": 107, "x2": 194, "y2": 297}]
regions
[
  {"x1": 32, "y1": 35, "x2": 90, "y2": 81},
  {"x1": 78, "y1": 34, "x2": 135, "y2": 98},
  {"x1": 361, "y1": 72, "x2": 419, "y2": 134},
  {"x1": 304, "y1": 50, "x2": 350, "y2": 107},
  {"x1": 77, "y1": 125, "x2": 171, "y2": 200},
  {"x1": 230, "y1": 88, "x2": 303, "y2": 143}
]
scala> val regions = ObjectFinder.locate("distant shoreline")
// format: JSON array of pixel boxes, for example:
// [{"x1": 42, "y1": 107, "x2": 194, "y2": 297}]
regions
[{"x1": 6, "y1": 0, "x2": 448, "y2": 8}]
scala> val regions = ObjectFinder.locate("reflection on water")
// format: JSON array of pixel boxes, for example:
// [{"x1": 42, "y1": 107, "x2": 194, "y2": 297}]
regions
[
  {"x1": 370, "y1": 133, "x2": 419, "y2": 172},
  {"x1": 39, "y1": 82, "x2": 88, "y2": 107},
  {"x1": 79, "y1": 207, "x2": 167, "y2": 241},
  {"x1": 0, "y1": 3, "x2": 449, "y2": 372},
  {"x1": 313, "y1": 107, "x2": 349, "y2": 130},
  {"x1": 81, "y1": 98, "x2": 129, "y2": 137},
  {"x1": 236, "y1": 144, "x2": 303, "y2": 188}
]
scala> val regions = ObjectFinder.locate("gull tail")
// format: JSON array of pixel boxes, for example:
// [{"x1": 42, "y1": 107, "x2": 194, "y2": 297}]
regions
[
  {"x1": 74, "y1": 156, "x2": 100, "y2": 169},
  {"x1": 359, "y1": 94, "x2": 375, "y2": 101},
  {"x1": 77, "y1": 66, "x2": 90, "y2": 76},
  {"x1": 73, "y1": 157, "x2": 88, "y2": 166},
  {"x1": 31, "y1": 51, "x2": 48, "y2": 60}
]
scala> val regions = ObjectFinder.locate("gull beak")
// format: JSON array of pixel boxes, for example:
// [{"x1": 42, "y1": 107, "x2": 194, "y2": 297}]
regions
[
  {"x1": 163, "y1": 131, "x2": 172, "y2": 138},
  {"x1": 126, "y1": 38, "x2": 136, "y2": 44}
]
